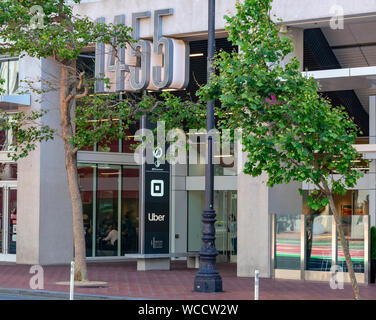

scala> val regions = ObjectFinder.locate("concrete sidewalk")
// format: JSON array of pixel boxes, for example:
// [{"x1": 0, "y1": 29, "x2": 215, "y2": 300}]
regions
[{"x1": 0, "y1": 261, "x2": 375, "y2": 300}]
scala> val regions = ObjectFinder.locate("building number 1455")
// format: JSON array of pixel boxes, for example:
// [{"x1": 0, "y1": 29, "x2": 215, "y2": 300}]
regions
[{"x1": 95, "y1": 9, "x2": 190, "y2": 93}]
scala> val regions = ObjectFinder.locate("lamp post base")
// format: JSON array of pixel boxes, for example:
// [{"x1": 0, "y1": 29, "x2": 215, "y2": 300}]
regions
[
  {"x1": 194, "y1": 274, "x2": 223, "y2": 293},
  {"x1": 194, "y1": 207, "x2": 223, "y2": 293}
]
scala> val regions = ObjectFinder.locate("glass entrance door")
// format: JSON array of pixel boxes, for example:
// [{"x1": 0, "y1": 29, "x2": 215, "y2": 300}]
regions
[
  {"x1": 0, "y1": 184, "x2": 17, "y2": 256},
  {"x1": 188, "y1": 190, "x2": 238, "y2": 262},
  {"x1": 214, "y1": 191, "x2": 237, "y2": 263}
]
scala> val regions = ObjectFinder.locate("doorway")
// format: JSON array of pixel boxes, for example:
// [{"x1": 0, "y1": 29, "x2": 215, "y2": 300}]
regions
[
  {"x1": 78, "y1": 163, "x2": 140, "y2": 258},
  {"x1": 188, "y1": 190, "x2": 238, "y2": 263},
  {"x1": 215, "y1": 191, "x2": 238, "y2": 263},
  {"x1": 0, "y1": 182, "x2": 17, "y2": 260}
]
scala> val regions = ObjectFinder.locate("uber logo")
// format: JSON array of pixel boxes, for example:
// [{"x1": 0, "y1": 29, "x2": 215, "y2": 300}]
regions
[
  {"x1": 151, "y1": 180, "x2": 164, "y2": 197},
  {"x1": 148, "y1": 213, "x2": 166, "y2": 222}
]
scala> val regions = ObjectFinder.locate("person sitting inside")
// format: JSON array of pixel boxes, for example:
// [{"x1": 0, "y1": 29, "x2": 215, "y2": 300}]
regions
[{"x1": 103, "y1": 223, "x2": 118, "y2": 255}]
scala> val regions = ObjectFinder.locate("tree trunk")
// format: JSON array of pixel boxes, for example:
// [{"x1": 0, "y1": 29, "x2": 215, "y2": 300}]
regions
[
  {"x1": 305, "y1": 213, "x2": 315, "y2": 268},
  {"x1": 59, "y1": 64, "x2": 88, "y2": 281},
  {"x1": 324, "y1": 185, "x2": 361, "y2": 300}
]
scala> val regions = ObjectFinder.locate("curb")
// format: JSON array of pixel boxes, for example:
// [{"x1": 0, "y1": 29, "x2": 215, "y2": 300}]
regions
[{"x1": 0, "y1": 287, "x2": 152, "y2": 300}]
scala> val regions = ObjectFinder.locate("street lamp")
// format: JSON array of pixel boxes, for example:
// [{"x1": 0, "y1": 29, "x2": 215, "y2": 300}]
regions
[{"x1": 194, "y1": 0, "x2": 223, "y2": 293}]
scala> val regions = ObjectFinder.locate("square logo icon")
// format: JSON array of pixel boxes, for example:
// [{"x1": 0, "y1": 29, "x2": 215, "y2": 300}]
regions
[{"x1": 151, "y1": 180, "x2": 164, "y2": 197}]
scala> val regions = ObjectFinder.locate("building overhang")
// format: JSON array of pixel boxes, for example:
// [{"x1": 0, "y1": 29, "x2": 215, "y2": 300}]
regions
[{"x1": 304, "y1": 66, "x2": 376, "y2": 92}]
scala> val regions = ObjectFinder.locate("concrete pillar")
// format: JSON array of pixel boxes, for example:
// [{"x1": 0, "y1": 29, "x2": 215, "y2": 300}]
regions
[
  {"x1": 237, "y1": 28, "x2": 304, "y2": 278},
  {"x1": 282, "y1": 27, "x2": 304, "y2": 70},
  {"x1": 369, "y1": 96, "x2": 376, "y2": 227},
  {"x1": 17, "y1": 57, "x2": 73, "y2": 265},
  {"x1": 237, "y1": 171, "x2": 271, "y2": 278}
]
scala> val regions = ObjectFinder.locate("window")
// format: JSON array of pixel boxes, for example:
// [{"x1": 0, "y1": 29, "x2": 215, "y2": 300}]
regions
[
  {"x1": 0, "y1": 58, "x2": 19, "y2": 95},
  {"x1": 0, "y1": 118, "x2": 15, "y2": 152},
  {"x1": 302, "y1": 190, "x2": 367, "y2": 273},
  {"x1": 78, "y1": 163, "x2": 140, "y2": 257}
]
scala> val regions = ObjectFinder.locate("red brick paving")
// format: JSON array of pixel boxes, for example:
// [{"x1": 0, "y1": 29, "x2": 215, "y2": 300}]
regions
[{"x1": 0, "y1": 261, "x2": 375, "y2": 300}]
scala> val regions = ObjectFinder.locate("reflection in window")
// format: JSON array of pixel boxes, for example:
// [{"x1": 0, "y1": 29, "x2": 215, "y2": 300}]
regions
[
  {"x1": 302, "y1": 190, "x2": 368, "y2": 273},
  {"x1": 306, "y1": 215, "x2": 332, "y2": 271},
  {"x1": 0, "y1": 59, "x2": 19, "y2": 95},
  {"x1": 338, "y1": 216, "x2": 365, "y2": 273},
  {"x1": 275, "y1": 215, "x2": 301, "y2": 270}
]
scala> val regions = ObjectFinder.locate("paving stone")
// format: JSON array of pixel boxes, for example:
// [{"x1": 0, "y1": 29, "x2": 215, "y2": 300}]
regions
[{"x1": 0, "y1": 261, "x2": 374, "y2": 300}]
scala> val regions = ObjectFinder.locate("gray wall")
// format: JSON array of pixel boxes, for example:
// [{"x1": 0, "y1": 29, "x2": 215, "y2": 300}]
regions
[{"x1": 269, "y1": 182, "x2": 303, "y2": 216}]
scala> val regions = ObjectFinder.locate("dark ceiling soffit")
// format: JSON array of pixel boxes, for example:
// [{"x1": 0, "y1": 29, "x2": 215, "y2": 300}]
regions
[{"x1": 304, "y1": 28, "x2": 369, "y2": 135}]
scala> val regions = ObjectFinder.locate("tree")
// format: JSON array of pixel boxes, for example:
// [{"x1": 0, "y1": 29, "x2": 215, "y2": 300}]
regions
[
  {"x1": 0, "y1": 0, "x2": 149, "y2": 281},
  {"x1": 199, "y1": 0, "x2": 363, "y2": 299}
]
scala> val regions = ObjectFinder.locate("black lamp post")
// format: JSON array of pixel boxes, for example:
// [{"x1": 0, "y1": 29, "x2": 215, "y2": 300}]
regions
[{"x1": 194, "y1": 0, "x2": 223, "y2": 293}]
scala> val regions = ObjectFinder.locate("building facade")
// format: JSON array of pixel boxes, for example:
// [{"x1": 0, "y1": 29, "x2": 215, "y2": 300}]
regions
[{"x1": 0, "y1": 0, "x2": 376, "y2": 283}]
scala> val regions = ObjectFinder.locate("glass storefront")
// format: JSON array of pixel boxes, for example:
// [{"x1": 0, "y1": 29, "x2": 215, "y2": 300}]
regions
[
  {"x1": 188, "y1": 190, "x2": 238, "y2": 262},
  {"x1": 303, "y1": 190, "x2": 368, "y2": 272},
  {"x1": 273, "y1": 190, "x2": 369, "y2": 278},
  {"x1": 275, "y1": 215, "x2": 301, "y2": 270},
  {"x1": 78, "y1": 163, "x2": 140, "y2": 257}
]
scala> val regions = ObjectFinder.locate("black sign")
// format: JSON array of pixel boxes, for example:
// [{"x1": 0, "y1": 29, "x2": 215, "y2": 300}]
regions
[{"x1": 144, "y1": 119, "x2": 170, "y2": 254}]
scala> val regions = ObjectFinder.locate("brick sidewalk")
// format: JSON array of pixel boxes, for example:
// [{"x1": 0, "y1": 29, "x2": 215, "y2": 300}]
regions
[{"x1": 0, "y1": 261, "x2": 375, "y2": 300}]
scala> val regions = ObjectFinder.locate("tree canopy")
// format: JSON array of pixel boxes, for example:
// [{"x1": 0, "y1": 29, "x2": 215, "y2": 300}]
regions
[{"x1": 199, "y1": 0, "x2": 363, "y2": 210}]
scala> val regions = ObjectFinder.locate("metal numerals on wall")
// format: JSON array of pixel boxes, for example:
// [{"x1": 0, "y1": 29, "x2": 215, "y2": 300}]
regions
[{"x1": 95, "y1": 9, "x2": 190, "y2": 92}]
